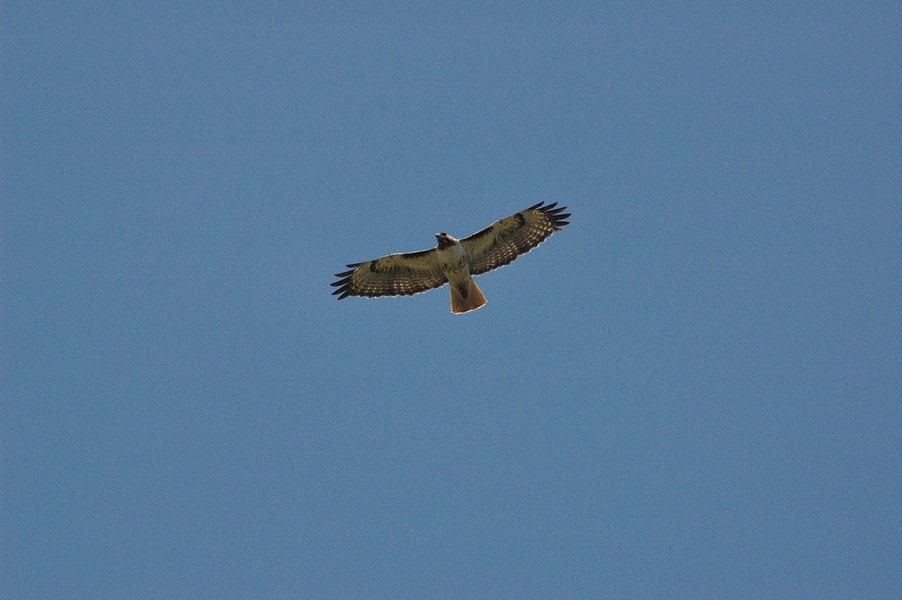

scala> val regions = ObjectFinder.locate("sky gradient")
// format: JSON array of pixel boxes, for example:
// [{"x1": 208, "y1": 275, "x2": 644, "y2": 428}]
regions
[{"x1": 3, "y1": 3, "x2": 901, "y2": 598}]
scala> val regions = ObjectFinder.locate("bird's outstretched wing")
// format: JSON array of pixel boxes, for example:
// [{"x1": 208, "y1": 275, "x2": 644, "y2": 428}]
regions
[
  {"x1": 331, "y1": 248, "x2": 447, "y2": 299},
  {"x1": 461, "y1": 202, "x2": 570, "y2": 276}
]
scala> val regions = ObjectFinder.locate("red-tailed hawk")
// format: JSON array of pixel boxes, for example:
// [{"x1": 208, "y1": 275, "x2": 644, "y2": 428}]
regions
[{"x1": 331, "y1": 202, "x2": 570, "y2": 313}]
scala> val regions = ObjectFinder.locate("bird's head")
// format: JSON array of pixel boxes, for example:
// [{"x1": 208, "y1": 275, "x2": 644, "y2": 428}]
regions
[{"x1": 435, "y1": 232, "x2": 459, "y2": 249}]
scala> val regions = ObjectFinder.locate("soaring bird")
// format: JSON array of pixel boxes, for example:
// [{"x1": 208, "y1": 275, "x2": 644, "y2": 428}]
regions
[{"x1": 331, "y1": 202, "x2": 570, "y2": 313}]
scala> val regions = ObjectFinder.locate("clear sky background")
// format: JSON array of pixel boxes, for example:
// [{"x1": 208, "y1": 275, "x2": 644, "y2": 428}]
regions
[{"x1": 3, "y1": 3, "x2": 901, "y2": 598}]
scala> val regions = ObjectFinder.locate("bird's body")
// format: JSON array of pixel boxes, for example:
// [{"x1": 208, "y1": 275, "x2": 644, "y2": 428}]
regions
[
  {"x1": 332, "y1": 202, "x2": 570, "y2": 313},
  {"x1": 435, "y1": 233, "x2": 487, "y2": 313}
]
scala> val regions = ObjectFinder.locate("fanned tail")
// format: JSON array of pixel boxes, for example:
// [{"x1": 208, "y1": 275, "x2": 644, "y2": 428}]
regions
[{"x1": 450, "y1": 279, "x2": 487, "y2": 314}]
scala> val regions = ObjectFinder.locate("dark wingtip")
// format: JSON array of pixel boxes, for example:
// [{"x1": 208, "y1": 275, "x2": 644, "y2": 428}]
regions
[
  {"x1": 542, "y1": 203, "x2": 570, "y2": 229},
  {"x1": 333, "y1": 263, "x2": 359, "y2": 297},
  {"x1": 332, "y1": 265, "x2": 355, "y2": 297},
  {"x1": 332, "y1": 281, "x2": 353, "y2": 298},
  {"x1": 531, "y1": 201, "x2": 568, "y2": 215}
]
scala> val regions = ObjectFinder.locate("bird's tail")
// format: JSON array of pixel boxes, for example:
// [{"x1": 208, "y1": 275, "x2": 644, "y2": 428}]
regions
[{"x1": 450, "y1": 279, "x2": 487, "y2": 314}]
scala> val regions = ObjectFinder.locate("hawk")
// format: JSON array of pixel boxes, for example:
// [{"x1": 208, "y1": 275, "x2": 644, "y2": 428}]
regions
[{"x1": 331, "y1": 202, "x2": 570, "y2": 313}]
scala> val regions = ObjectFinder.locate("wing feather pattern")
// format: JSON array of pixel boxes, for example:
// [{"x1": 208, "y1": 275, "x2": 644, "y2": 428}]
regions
[
  {"x1": 461, "y1": 202, "x2": 570, "y2": 276},
  {"x1": 331, "y1": 248, "x2": 448, "y2": 299}
]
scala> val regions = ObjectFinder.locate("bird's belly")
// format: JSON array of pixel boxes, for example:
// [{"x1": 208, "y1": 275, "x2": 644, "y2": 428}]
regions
[{"x1": 438, "y1": 246, "x2": 470, "y2": 278}]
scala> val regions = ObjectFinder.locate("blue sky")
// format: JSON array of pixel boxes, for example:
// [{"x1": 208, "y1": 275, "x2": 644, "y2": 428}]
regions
[{"x1": 3, "y1": 2, "x2": 901, "y2": 598}]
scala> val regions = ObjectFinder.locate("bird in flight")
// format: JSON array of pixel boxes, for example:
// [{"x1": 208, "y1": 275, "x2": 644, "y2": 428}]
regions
[{"x1": 331, "y1": 202, "x2": 570, "y2": 313}]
